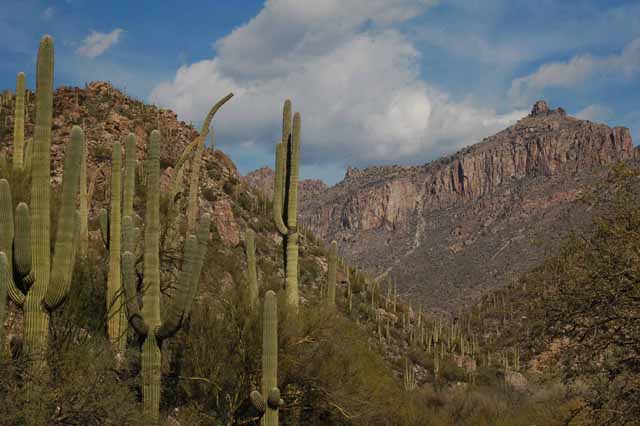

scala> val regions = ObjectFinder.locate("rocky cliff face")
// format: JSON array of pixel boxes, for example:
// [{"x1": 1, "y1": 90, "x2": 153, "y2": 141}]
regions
[{"x1": 249, "y1": 101, "x2": 634, "y2": 310}]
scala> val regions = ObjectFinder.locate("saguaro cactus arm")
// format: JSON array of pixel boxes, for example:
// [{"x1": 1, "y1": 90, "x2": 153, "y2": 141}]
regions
[
  {"x1": 156, "y1": 234, "x2": 199, "y2": 340},
  {"x1": 12, "y1": 72, "x2": 26, "y2": 171},
  {"x1": 122, "y1": 250, "x2": 149, "y2": 337},
  {"x1": 43, "y1": 126, "x2": 84, "y2": 311},
  {"x1": 272, "y1": 142, "x2": 288, "y2": 235}
]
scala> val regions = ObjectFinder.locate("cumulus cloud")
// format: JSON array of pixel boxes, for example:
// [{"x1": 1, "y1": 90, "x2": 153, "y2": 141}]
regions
[
  {"x1": 76, "y1": 28, "x2": 124, "y2": 58},
  {"x1": 510, "y1": 38, "x2": 640, "y2": 105},
  {"x1": 150, "y1": 0, "x2": 525, "y2": 172}
]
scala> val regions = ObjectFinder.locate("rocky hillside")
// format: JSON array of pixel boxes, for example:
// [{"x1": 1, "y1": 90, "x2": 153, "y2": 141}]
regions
[{"x1": 245, "y1": 101, "x2": 635, "y2": 310}]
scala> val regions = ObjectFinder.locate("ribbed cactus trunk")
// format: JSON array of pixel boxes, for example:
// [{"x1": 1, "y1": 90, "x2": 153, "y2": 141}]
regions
[
  {"x1": 107, "y1": 142, "x2": 126, "y2": 354},
  {"x1": 79, "y1": 139, "x2": 88, "y2": 257},
  {"x1": 246, "y1": 229, "x2": 258, "y2": 309},
  {"x1": 25, "y1": 35, "x2": 55, "y2": 369},
  {"x1": 12, "y1": 72, "x2": 25, "y2": 172},
  {"x1": 261, "y1": 290, "x2": 278, "y2": 426},
  {"x1": 327, "y1": 241, "x2": 337, "y2": 306},
  {"x1": 273, "y1": 100, "x2": 301, "y2": 311},
  {"x1": 121, "y1": 130, "x2": 211, "y2": 422}
]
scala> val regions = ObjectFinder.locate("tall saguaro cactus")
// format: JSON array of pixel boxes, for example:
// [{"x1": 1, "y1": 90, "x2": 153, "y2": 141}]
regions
[
  {"x1": 12, "y1": 72, "x2": 26, "y2": 172},
  {"x1": 0, "y1": 120, "x2": 83, "y2": 370},
  {"x1": 245, "y1": 228, "x2": 258, "y2": 309},
  {"x1": 327, "y1": 240, "x2": 337, "y2": 306},
  {"x1": 1, "y1": 37, "x2": 83, "y2": 373},
  {"x1": 186, "y1": 93, "x2": 233, "y2": 231},
  {"x1": 273, "y1": 100, "x2": 301, "y2": 310},
  {"x1": 251, "y1": 290, "x2": 283, "y2": 426},
  {"x1": 100, "y1": 134, "x2": 136, "y2": 354},
  {"x1": 122, "y1": 130, "x2": 211, "y2": 422}
]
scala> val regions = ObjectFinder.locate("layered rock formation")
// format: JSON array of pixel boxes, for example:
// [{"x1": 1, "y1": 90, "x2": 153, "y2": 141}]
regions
[{"x1": 249, "y1": 101, "x2": 635, "y2": 310}]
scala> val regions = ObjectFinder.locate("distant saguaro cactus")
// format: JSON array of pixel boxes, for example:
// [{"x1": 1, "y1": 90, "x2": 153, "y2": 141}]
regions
[
  {"x1": 327, "y1": 240, "x2": 337, "y2": 306},
  {"x1": 245, "y1": 228, "x2": 259, "y2": 309},
  {"x1": 122, "y1": 130, "x2": 211, "y2": 421},
  {"x1": 273, "y1": 100, "x2": 301, "y2": 310}
]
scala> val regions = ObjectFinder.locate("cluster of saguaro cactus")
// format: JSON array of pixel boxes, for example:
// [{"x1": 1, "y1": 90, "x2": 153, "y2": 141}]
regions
[
  {"x1": 249, "y1": 290, "x2": 283, "y2": 425},
  {"x1": 245, "y1": 228, "x2": 259, "y2": 309},
  {"x1": 0, "y1": 37, "x2": 83, "y2": 377},
  {"x1": 122, "y1": 130, "x2": 211, "y2": 421},
  {"x1": 100, "y1": 134, "x2": 137, "y2": 354},
  {"x1": 404, "y1": 357, "x2": 417, "y2": 391},
  {"x1": 273, "y1": 100, "x2": 301, "y2": 310}
]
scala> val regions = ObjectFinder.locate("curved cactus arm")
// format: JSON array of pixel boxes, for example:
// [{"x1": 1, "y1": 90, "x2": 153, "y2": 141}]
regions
[
  {"x1": 171, "y1": 138, "x2": 199, "y2": 185},
  {"x1": 99, "y1": 208, "x2": 109, "y2": 249},
  {"x1": 43, "y1": 127, "x2": 83, "y2": 311},
  {"x1": 155, "y1": 234, "x2": 198, "y2": 340},
  {"x1": 272, "y1": 141, "x2": 288, "y2": 235},
  {"x1": 0, "y1": 181, "x2": 26, "y2": 306},
  {"x1": 199, "y1": 93, "x2": 234, "y2": 138},
  {"x1": 12, "y1": 72, "x2": 26, "y2": 171},
  {"x1": 13, "y1": 202, "x2": 32, "y2": 288},
  {"x1": 122, "y1": 251, "x2": 148, "y2": 337},
  {"x1": 286, "y1": 113, "x2": 301, "y2": 230},
  {"x1": 0, "y1": 252, "x2": 25, "y2": 306}
]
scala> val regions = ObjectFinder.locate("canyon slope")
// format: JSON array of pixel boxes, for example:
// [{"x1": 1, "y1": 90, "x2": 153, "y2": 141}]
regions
[{"x1": 245, "y1": 101, "x2": 635, "y2": 310}]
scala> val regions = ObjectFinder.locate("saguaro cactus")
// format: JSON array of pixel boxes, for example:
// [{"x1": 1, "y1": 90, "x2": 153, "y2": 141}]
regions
[
  {"x1": 327, "y1": 240, "x2": 337, "y2": 306},
  {"x1": 273, "y1": 100, "x2": 301, "y2": 310},
  {"x1": 12, "y1": 72, "x2": 26, "y2": 172},
  {"x1": 100, "y1": 134, "x2": 136, "y2": 354},
  {"x1": 122, "y1": 130, "x2": 211, "y2": 421},
  {"x1": 250, "y1": 290, "x2": 283, "y2": 426},
  {"x1": 0, "y1": 121, "x2": 83, "y2": 369},
  {"x1": 0, "y1": 38, "x2": 83, "y2": 374},
  {"x1": 245, "y1": 228, "x2": 258, "y2": 309},
  {"x1": 186, "y1": 93, "x2": 233, "y2": 231}
]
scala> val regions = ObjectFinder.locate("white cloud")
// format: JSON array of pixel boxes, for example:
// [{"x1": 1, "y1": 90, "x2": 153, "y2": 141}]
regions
[
  {"x1": 510, "y1": 37, "x2": 640, "y2": 105},
  {"x1": 575, "y1": 104, "x2": 614, "y2": 123},
  {"x1": 76, "y1": 28, "x2": 124, "y2": 58},
  {"x1": 150, "y1": 0, "x2": 525, "y2": 169},
  {"x1": 42, "y1": 7, "x2": 55, "y2": 20}
]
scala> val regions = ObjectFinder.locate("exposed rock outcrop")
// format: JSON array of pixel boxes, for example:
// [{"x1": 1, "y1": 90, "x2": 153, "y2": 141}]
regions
[{"x1": 288, "y1": 102, "x2": 633, "y2": 309}]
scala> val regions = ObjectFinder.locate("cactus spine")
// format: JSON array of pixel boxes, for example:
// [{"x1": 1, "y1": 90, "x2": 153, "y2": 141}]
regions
[
  {"x1": 186, "y1": 93, "x2": 233, "y2": 231},
  {"x1": 122, "y1": 130, "x2": 211, "y2": 421},
  {"x1": 245, "y1": 228, "x2": 258, "y2": 309},
  {"x1": 12, "y1": 72, "x2": 26, "y2": 172},
  {"x1": 273, "y1": 100, "x2": 301, "y2": 310},
  {"x1": 327, "y1": 240, "x2": 337, "y2": 306}
]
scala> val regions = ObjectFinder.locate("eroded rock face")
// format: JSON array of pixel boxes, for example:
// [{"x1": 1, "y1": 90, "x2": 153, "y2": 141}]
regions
[{"x1": 293, "y1": 102, "x2": 634, "y2": 309}]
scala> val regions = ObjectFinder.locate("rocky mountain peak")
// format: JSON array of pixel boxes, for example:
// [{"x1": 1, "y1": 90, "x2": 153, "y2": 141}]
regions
[{"x1": 529, "y1": 100, "x2": 566, "y2": 117}]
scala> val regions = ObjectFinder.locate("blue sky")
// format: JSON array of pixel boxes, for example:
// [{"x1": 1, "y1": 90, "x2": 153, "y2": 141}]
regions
[{"x1": 1, "y1": 0, "x2": 638, "y2": 185}]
